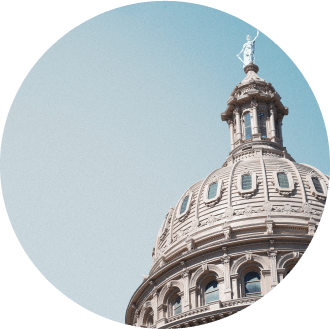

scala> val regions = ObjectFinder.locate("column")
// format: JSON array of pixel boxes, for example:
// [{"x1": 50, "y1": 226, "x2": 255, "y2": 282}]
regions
[
  {"x1": 181, "y1": 268, "x2": 190, "y2": 311},
  {"x1": 267, "y1": 249, "x2": 278, "y2": 289},
  {"x1": 251, "y1": 99, "x2": 259, "y2": 135},
  {"x1": 189, "y1": 286, "x2": 198, "y2": 309},
  {"x1": 152, "y1": 290, "x2": 159, "y2": 322},
  {"x1": 228, "y1": 120, "x2": 235, "y2": 150},
  {"x1": 221, "y1": 247, "x2": 232, "y2": 301},
  {"x1": 230, "y1": 274, "x2": 239, "y2": 299},
  {"x1": 277, "y1": 269, "x2": 285, "y2": 283},
  {"x1": 269, "y1": 103, "x2": 276, "y2": 141},
  {"x1": 157, "y1": 304, "x2": 167, "y2": 327},
  {"x1": 234, "y1": 106, "x2": 242, "y2": 141}
]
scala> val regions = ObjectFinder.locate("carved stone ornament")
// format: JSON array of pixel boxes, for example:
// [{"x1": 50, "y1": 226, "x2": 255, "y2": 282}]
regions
[
  {"x1": 223, "y1": 207, "x2": 235, "y2": 219},
  {"x1": 301, "y1": 202, "x2": 312, "y2": 214},
  {"x1": 262, "y1": 201, "x2": 273, "y2": 213},
  {"x1": 207, "y1": 215, "x2": 216, "y2": 226},
  {"x1": 245, "y1": 252, "x2": 253, "y2": 261},
  {"x1": 265, "y1": 220, "x2": 273, "y2": 235},
  {"x1": 308, "y1": 218, "x2": 317, "y2": 236}
]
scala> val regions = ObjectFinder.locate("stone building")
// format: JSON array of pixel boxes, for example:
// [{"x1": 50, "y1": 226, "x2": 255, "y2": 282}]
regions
[{"x1": 125, "y1": 63, "x2": 328, "y2": 327}]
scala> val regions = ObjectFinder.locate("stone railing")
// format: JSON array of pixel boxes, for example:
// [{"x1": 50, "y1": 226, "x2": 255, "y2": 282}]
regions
[
  {"x1": 167, "y1": 305, "x2": 210, "y2": 323},
  {"x1": 221, "y1": 296, "x2": 261, "y2": 308}
]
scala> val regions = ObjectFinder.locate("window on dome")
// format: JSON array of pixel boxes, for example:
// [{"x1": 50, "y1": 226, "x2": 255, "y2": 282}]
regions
[
  {"x1": 242, "y1": 174, "x2": 252, "y2": 190},
  {"x1": 244, "y1": 113, "x2": 252, "y2": 139},
  {"x1": 180, "y1": 196, "x2": 189, "y2": 214},
  {"x1": 205, "y1": 280, "x2": 219, "y2": 304},
  {"x1": 259, "y1": 112, "x2": 267, "y2": 137},
  {"x1": 208, "y1": 182, "x2": 218, "y2": 199},
  {"x1": 244, "y1": 272, "x2": 261, "y2": 297},
  {"x1": 277, "y1": 173, "x2": 290, "y2": 188},
  {"x1": 312, "y1": 177, "x2": 324, "y2": 194},
  {"x1": 173, "y1": 296, "x2": 182, "y2": 315}
]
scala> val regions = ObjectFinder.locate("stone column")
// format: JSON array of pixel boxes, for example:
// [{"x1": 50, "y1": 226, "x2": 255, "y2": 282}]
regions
[
  {"x1": 269, "y1": 103, "x2": 276, "y2": 141},
  {"x1": 189, "y1": 286, "x2": 198, "y2": 309},
  {"x1": 221, "y1": 247, "x2": 232, "y2": 301},
  {"x1": 267, "y1": 240, "x2": 278, "y2": 289},
  {"x1": 152, "y1": 290, "x2": 159, "y2": 322},
  {"x1": 228, "y1": 120, "x2": 235, "y2": 150},
  {"x1": 234, "y1": 106, "x2": 242, "y2": 141},
  {"x1": 181, "y1": 261, "x2": 190, "y2": 312},
  {"x1": 251, "y1": 99, "x2": 259, "y2": 135},
  {"x1": 230, "y1": 274, "x2": 239, "y2": 299},
  {"x1": 277, "y1": 269, "x2": 285, "y2": 283},
  {"x1": 157, "y1": 304, "x2": 167, "y2": 327}
]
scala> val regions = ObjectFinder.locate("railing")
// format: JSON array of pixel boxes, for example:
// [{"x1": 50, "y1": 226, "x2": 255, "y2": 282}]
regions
[{"x1": 167, "y1": 305, "x2": 210, "y2": 323}]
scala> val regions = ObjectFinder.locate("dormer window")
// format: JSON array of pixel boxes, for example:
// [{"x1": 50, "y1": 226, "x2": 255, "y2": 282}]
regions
[
  {"x1": 244, "y1": 113, "x2": 252, "y2": 139},
  {"x1": 208, "y1": 182, "x2": 218, "y2": 199},
  {"x1": 203, "y1": 177, "x2": 223, "y2": 207},
  {"x1": 242, "y1": 174, "x2": 252, "y2": 190},
  {"x1": 312, "y1": 177, "x2": 323, "y2": 194},
  {"x1": 259, "y1": 112, "x2": 267, "y2": 137},
  {"x1": 237, "y1": 170, "x2": 258, "y2": 198},
  {"x1": 307, "y1": 171, "x2": 327, "y2": 201},
  {"x1": 180, "y1": 196, "x2": 189, "y2": 214},
  {"x1": 273, "y1": 168, "x2": 295, "y2": 196},
  {"x1": 277, "y1": 173, "x2": 289, "y2": 188},
  {"x1": 176, "y1": 191, "x2": 193, "y2": 221}
]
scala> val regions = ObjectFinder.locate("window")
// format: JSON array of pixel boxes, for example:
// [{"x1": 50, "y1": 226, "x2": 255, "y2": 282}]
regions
[
  {"x1": 244, "y1": 272, "x2": 261, "y2": 297},
  {"x1": 259, "y1": 112, "x2": 267, "y2": 137},
  {"x1": 205, "y1": 280, "x2": 219, "y2": 304},
  {"x1": 277, "y1": 173, "x2": 290, "y2": 188},
  {"x1": 242, "y1": 174, "x2": 252, "y2": 190},
  {"x1": 208, "y1": 182, "x2": 218, "y2": 199},
  {"x1": 312, "y1": 177, "x2": 324, "y2": 194},
  {"x1": 146, "y1": 312, "x2": 153, "y2": 328},
  {"x1": 244, "y1": 113, "x2": 252, "y2": 139},
  {"x1": 180, "y1": 196, "x2": 189, "y2": 214},
  {"x1": 173, "y1": 296, "x2": 182, "y2": 315}
]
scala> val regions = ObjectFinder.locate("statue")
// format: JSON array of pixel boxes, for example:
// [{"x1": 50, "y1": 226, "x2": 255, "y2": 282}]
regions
[{"x1": 237, "y1": 30, "x2": 259, "y2": 67}]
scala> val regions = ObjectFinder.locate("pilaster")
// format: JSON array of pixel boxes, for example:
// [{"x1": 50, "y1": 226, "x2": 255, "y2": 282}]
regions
[{"x1": 221, "y1": 247, "x2": 232, "y2": 301}]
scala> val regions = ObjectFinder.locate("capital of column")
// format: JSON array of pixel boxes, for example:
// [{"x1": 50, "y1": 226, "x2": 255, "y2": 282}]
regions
[{"x1": 233, "y1": 106, "x2": 241, "y2": 115}]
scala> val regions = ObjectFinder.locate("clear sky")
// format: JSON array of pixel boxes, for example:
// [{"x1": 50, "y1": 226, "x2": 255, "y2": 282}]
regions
[{"x1": 1, "y1": 2, "x2": 329, "y2": 324}]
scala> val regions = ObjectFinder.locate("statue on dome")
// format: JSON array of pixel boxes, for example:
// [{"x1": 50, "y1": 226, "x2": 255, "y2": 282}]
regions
[{"x1": 237, "y1": 30, "x2": 259, "y2": 67}]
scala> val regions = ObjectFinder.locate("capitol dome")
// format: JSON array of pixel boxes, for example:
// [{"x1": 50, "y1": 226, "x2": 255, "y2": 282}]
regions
[{"x1": 125, "y1": 63, "x2": 328, "y2": 328}]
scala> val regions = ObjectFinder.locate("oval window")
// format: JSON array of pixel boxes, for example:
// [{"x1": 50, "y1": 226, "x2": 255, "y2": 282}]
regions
[
  {"x1": 277, "y1": 172, "x2": 289, "y2": 188},
  {"x1": 312, "y1": 177, "x2": 323, "y2": 194},
  {"x1": 180, "y1": 196, "x2": 189, "y2": 214},
  {"x1": 208, "y1": 182, "x2": 218, "y2": 199},
  {"x1": 242, "y1": 174, "x2": 252, "y2": 190}
]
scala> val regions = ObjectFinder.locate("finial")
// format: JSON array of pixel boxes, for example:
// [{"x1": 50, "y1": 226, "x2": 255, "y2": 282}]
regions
[
  {"x1": 244, "y1": 63, "x2": 259, "y2": 74},
  {"x1": 237, "y1": 30, "x2": 259, "y2": 68}
]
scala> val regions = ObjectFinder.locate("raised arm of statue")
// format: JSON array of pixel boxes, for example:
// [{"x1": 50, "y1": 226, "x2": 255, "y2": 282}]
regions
[{"x1": 252, "y1": 30, "x2": 259, "y2": 42}]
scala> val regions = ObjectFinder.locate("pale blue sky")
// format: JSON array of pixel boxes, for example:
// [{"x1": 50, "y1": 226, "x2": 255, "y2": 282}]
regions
[{"x1": 1, "y1": 2, "x2": 329, "y2": 324}]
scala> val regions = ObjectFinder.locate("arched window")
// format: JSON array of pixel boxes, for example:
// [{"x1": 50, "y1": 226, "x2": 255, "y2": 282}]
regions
[
  {"x1": 146, "y1": 312, "x2": 153, "y2": 328},
  {"x1": 244, "y1": 272, "x2": 261, "y2": 297},
  {"x1": 312, "y1": 177, "x2": 324, "y2": 194},
  {"x1": 180, "y1": 196, "x2": 189, "y2": 214},
  {"x1": 242, "y1": 174, "x2": 252, "y2": 190},
  {"x1": 244, "y1": 113, "x2": 252, "y2": 139},
  {"x1": 208, "y1": 182, "x2": 218, "y2": 199},
  {"x1": 173, "y1": 296, "x2": 182, "y2": 315},
  {"x1": 277, "y1": 172, "x2": 289, "y2": 188},
  {"x1": 259, "y1": 112, "x2": 267, "y2": 137},
  {"x1": 205, "y1": 280, "x2": 219, "y2": 304}
]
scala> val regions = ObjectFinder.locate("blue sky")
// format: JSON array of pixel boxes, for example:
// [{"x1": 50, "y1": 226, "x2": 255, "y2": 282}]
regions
[{"x1": 1, "y1": 2, "x2": 329, "y2": 323}]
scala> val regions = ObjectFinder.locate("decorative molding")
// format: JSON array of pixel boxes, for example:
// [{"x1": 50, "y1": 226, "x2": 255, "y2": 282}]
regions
[
  {"x1": 158, "y1": 280, "x2": 184, "y2": 305},
  {"x1": 167, "y1": 305, "x2": 210, "y2": 323},
  {"x1": 277, "y1": 251, "x2": 302, "y2": 269},
  {"x1": 221, "y1": 296, "x2": 261, "y2": 308},
  {"x1": 190, "y1": 264, "x2": 224, "y2": 288},
  {"x1": 231, "y1": 253, "x2": 270, "y2": 275}
]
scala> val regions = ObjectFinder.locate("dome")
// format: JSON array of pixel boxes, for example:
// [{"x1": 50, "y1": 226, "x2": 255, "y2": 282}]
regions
[{"x1": 125, "y1": 63, "x2": 328, "y2": 328}]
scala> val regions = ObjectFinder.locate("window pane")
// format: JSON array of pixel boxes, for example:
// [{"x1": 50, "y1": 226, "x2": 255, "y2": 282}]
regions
[
  {"x1": 205, "y1": 289, "x2": 219, "y2": 304},
  {"x1": 205, "y1": 280, "x2": 218, "y2": 293},
  {"x1": 242, "y1": 174, "x2": 252, "y2": 190},
  {"x1": 180, "y1": 196, "x2": 189, "y2": 214},
  {"x1": 244, "y1": 272, "x2": 260, "y2": 282},
  {"x1": 245, "y1": 113, "x2": 251, "y2": 127},
  {"x1": 245, "y1": 281, "x2": 261, "y2": 294},
  {"x1": 259, "y1": 113, "x2": 267, "y2": 138},
  {"x1": 174, "y1": 305, "x2": 182, "y2": 315},
  {"x1": 244, "y1": 113, "x2": 252, "y2": 139},
  {"x1": 312, "y1": 177, "x2": 323, "y2": 193},
  {"x1": 277, "y1": 173, "x2": 290, "y2": 188},
  {"x1": 208, "y1": 182, "x2": 218, "y2": 199}
]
